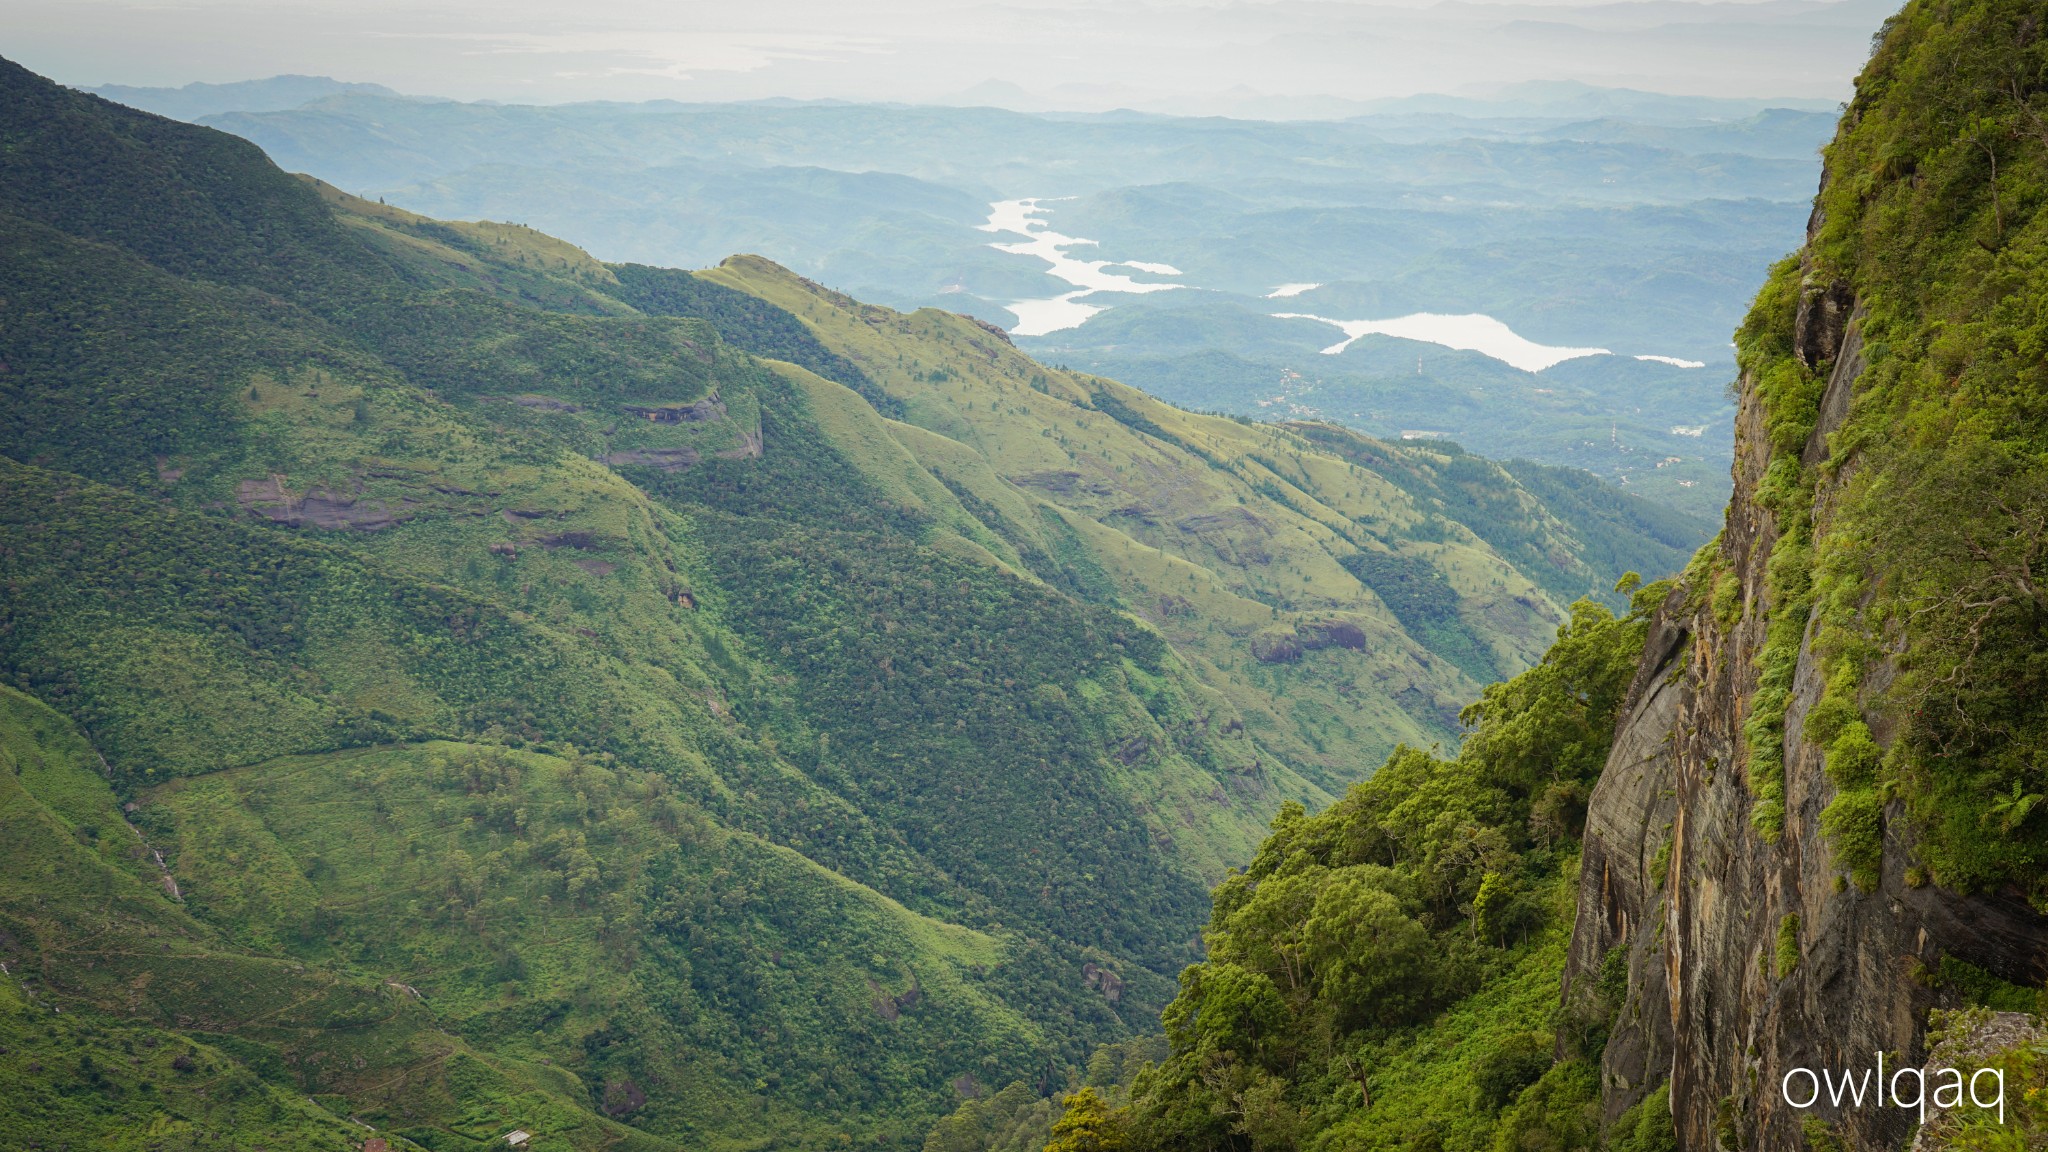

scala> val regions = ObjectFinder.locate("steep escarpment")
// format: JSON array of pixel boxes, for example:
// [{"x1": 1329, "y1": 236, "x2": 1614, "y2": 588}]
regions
[{"x1": 1566, "y1": 2, "x2": 2048, "y2": 1147}]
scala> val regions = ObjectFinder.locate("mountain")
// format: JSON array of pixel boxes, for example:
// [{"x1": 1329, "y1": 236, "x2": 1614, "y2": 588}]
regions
[
  {"x1": 1355, "y1": 81, "x2": 1840, "y2": 125},
  {"x1": 0, "y1": 57, "x2": 1705, "y2": 1150},
  {"x1": 86, "y1": 75, "x2": 404, "y2": 119},
  {"x1": 1070, "y1": 0, "x2": 2048, "y2": 1148},
  {"x1": 172, "y1": 89, "x2": 1829, "y2": 519}
]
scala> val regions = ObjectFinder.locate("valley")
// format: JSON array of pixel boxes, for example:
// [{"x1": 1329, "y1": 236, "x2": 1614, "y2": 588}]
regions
[
  {"x1": 0, "y1": 54, "x2": 1703, "y2": 1150},
  {"x1": 6, "y1": 0, "x2": 2047, "y2": 1147}
]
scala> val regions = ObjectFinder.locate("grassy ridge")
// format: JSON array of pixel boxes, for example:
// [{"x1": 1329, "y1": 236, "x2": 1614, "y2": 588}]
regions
[{"x1": 693, "y1": 255, "x2": 1585, "y2": 789}]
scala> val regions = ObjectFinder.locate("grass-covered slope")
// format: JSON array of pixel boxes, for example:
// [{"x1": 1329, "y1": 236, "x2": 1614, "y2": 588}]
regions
[
  {"x1": 139, "y1": 740, "x2": 1058, "y2": 1147},
  {"x1": 0, "y1": 54, "x2": 1716, "y2": 1149},
  {"x1": 656, "y1": 254, "x2": 1693, "y2": 791},
  {"x1": 0, "y1": 685, "x2": 673, "y2": 1151}
]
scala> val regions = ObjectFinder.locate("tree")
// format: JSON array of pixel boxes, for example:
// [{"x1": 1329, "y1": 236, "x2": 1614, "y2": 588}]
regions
[{"x1": 1046, "y1": 1088, "x2": 1126, "y2": 1152}]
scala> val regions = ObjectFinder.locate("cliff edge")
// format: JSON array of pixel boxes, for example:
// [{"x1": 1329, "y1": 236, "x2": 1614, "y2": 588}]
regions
[{"x1": 1565, "y1": 2, "x2": 2048, "y2": 1147}]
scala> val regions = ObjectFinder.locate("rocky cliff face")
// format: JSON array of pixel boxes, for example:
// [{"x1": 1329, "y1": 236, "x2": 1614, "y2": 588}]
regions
[{"x1": 1562, "y1": 188, "x2": 2048, "y2": 1151}]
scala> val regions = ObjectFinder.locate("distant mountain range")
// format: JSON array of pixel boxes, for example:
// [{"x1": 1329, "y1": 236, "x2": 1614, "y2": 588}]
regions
[
  {"x1": 86, "y1": 74, "x2": 401, "y2": 119},
  {"x1": 63, "y1": 76, "x2": 1836, "y2": 518}
]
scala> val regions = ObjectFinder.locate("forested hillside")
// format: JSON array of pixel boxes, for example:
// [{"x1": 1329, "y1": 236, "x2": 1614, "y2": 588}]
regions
[
  {"x1": 1, "y1": 56, "x2": 1709, "y2": 1150},
  {"x1": 1016, "y1": 580, "x2": 1669, "y2": 1152},
  {"x1": 1043, "y1": 2, "x2": 2048, "y2": 1151}
]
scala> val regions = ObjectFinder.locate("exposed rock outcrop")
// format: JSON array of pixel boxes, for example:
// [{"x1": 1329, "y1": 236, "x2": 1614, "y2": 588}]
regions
[
  {"x1": 1564, "y1": 235, "x2": 2048, "y2": 1152},
  {"x1": 597, "y1": 446, "x2": 700, "y2": 472},
  {"x1": 622, "y1": 393, "x2": 725, "y2": 424},
  {"x1": 235, "y1": 474, "x2": 416, "y2": 530}
]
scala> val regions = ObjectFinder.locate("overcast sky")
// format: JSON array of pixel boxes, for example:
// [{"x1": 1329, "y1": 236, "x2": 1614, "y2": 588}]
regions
[{"x1": 7, "y1": 0, "x2": 1892, "y2": 113}]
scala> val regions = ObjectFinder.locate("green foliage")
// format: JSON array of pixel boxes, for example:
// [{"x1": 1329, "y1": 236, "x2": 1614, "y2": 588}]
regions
[
  {"x1": 1710, "y1": 569, "x2": 1743, "y2": 631},
  {"x1": 0, "y1": 57, "x2": 388, "y2": 305},
  {"x1": 1931, "y1": 955, "x2": 2045, "y2": 1014},
  {"x1": 641, "y1": 365, "x2": 926, "y2": 536},
  {"x1": 607, "y1": 262, "x2": 903, "y2": 418},
  {"x1": 1472, "y1": 872, "x2": 1542, "y2": 949},
  {"x1": 138, "y1": 739, "x2": 1066, "y2": 1145},
  {"x1": 0, "y1": 978, "x2": 372, "y2": 1152},
  {"x1": 1715, "y1": 247, "x2": 1828, "y2": 843},
  {"x1": 1495, "y1": 459, "x2": 1717, "y2": 601},
  {"x1": 1776, "y1": 913, "x2": 1802, "y2": 978},
  {"x1": 1923, "y1": 1008, "x2": 2048, "y2": 1152},
  {"x1": 1487, "y1": 1059, "x2": 1599, "y2": 1152},
  {"x1": 1470, "y1": 1031, "x2": 1554, "y2": 1112},
  {"x1": 0, "y1": 458, "x2": 576, "y2": 778},
  {"x1": 1291, "y1": 424, "x2": 1710, "y2": 614},
  {"x1": 1108, "y1": 592, "x2": 1656, "y2": 1151},
  {"x1": 1341, "y1": 550, "x2": 1500, "y2": 681},
  {"x1": 0, "y1": 684, "x2": 676, "y2": 1151},
  {"x1": 1802, "y1": 1116, "x2": 1848, "y2": 1152},
  {"x1": 925, "y1": 1083, "x2": 1063, "y2": 1152},
  {"x1": 1611, "y1": 1086, "x2": 1678, "y2": 1152},
  {"x1": 676, "y1": 502, "x2": 1202, "y2": 966},
  {"x1": 1047, "y1": 1088, "x2": 1129, "y2": 1152},
  {"x1": 1712, "y1": 1095, "x2": 1741, "y2": 1152},
  {"x1": 1819, "y1": 787, "x2": 1886, "y2": 890}
]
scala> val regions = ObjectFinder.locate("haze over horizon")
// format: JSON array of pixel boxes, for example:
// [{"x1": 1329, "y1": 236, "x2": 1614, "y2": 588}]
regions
[{"x1": 14, "y1": 0, "x2": 1890, "y2": 117}]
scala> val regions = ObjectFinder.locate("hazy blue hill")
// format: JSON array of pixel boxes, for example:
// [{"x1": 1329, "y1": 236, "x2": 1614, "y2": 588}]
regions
[
  {"x1": 1527, "y1": 107, "x2": 1839, "y2": 158},
  {"x1": 390, "y1": 158, "x2": 1027, "y2": 305},
  {"x1": 86, "y1": 74, "x2": 403, "y2": 119},
  {"x1": 1029, "y1": 317, "x2": 1736, "y2": 519},
  {"x1": 203, "y1": 94, "x2": 1822, "y2": 204},
  {"x1": 1042, "y1": 193, "x2": 1799, "y2": 356},
  {"x1": 1353, "y1": 78, "x2": 1842, "y2": 122}
]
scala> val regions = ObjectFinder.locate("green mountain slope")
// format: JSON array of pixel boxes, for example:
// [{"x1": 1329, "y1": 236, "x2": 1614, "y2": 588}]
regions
[
  {"x1": 1033, "y1": 586, "x2": 1665, "y2": 1152},
  {"x1": 0, "y1": 56, "x2": 1714, "y2": 1149},
  {"x1": 642, "y1": 254, "x2": 1706, "y2": 787},
  {"x1": 0, "y1": 684, "x2": 674, "y2": 1151}
]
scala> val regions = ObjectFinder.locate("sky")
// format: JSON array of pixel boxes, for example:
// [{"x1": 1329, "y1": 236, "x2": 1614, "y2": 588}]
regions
[{"x1": 6, "y1": 0, "x2": 1893, "y2": 114}]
